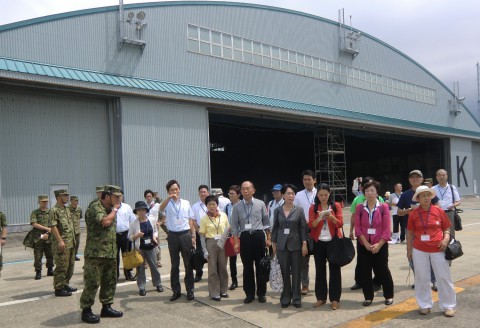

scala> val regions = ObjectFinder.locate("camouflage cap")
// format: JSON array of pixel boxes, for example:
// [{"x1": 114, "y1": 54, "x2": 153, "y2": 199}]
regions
[
  {"x1": 70, "y1": 195, "x2": 79, "y2": 201},
  {"x1": 96, "y1": 185, "x2": 105, "y2": 192},
  {"x1": 424, "y1": 178, "x2": 433, "y2": 184},
  {"x1": 104, "y1": 185, "x2": 123, "y2": 196},
  {"x1": 54, "y1": 189, "x2": 70, "y2": 197},
  {"x1": 38, "y1": 194, "x2": 49, "y2": 202}
]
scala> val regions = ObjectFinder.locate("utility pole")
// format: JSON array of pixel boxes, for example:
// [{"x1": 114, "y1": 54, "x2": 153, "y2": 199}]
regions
[{"x1": 477, "y1": 62, "x2": 480, "y2": 116}]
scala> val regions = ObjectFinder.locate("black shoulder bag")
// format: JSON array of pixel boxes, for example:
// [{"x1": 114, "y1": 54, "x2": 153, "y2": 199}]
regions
[{"x1": 450, "y1": 185, "x2": 463, "y2": 231}]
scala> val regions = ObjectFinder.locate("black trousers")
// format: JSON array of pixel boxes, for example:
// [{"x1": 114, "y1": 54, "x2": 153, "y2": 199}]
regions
[
  {"x1": 195, "y1": 232, "x2": 204, "y2": 277},
  {"x1": 239, "y1": 231, "x2": 266, "y2": 298},
  {"x1": 167, "y1": 230, "x2": 194, "y2": 294},
  {"x1": 392, "y1": 215, "x2": 406, "y2": 241},
  {"x1": 354, "y1": 239, "x2": 381, "y2": 286},
  {"x1": 229, "y1": 255, "x2": 237, "y2": 283},
  {"x1": 313, "y1": 240, "x2": 341, "y2": 302},
  {"x1": 357, "y1": 242, "x2": 394, "y2": 301},
  {"x1": 116, "y1": 231, "x2": 132, "y2": 277}
]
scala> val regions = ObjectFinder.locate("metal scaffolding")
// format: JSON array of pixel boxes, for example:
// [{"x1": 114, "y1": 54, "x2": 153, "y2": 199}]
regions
[{"x1": 314, "y1": 128, "x2": 348, "y2": 203}]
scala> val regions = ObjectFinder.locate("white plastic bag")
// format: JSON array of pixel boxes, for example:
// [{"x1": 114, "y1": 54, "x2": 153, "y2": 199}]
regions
[{"x1": 269, "y1": 256, "x2": 283, "y2": 292}]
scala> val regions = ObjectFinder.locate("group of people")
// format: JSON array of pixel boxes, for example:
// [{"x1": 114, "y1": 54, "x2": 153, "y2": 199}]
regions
[{"x1": 0, "y1": 167, "x2": 460, "y2": 323}]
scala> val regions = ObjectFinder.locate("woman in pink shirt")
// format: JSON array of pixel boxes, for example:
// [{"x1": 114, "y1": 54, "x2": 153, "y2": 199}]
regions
[{"x1": 355, "y1": 180, "x2": 394, "y2": 306}]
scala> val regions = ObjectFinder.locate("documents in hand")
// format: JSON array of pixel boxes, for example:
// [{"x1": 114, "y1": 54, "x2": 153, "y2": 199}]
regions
[{"x1": 319, "y1": 209, "x2": 332, "y2": 219}]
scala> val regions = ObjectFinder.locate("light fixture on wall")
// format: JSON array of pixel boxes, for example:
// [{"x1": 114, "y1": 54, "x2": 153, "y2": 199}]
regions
[{"x1": 449, "y1": 82, "x2": 464, "y2": 117}]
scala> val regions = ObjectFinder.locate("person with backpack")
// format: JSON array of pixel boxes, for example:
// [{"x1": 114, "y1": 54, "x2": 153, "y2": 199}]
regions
[
  {"x1": 308, "y1": 183, "x2": 344, "y2": 310},
  {"x1": 354, "y1": 179, "x2": 394, "y2": 307}
]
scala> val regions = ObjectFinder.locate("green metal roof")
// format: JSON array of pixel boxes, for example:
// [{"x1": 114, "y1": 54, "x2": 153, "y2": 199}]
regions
[{"x1": 1, "y1": 56, "x2": 479, "y2": 139}]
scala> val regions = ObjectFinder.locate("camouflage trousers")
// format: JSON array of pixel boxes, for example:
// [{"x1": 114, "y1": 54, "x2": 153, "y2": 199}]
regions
[
  {"x1": 80, "y1": 257, "x2": 117, "y2": 309},
  {"x1": 53, "y1": 246, "x2": 75, "y2": 290},
  {"x1": 74, "y1": 233, "x2": 81, "y2": 255},
  {"x1": 0, "y1": 249, "x2": 3, "y2": 271},
  {"x1": 34, "y1": 241, "x2": 53, "y2": 271}
]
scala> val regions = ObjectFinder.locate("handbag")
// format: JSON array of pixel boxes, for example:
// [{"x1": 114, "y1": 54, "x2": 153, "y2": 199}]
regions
[
  {"x1": 259, "y1": 247, "x2": 271, "y2": 283},
  {"x1": 450, "y1": 185, "x2": 463, "y2": 231},
  {"x1": 224, "y1": 236, "x2": 239, "y2": 257},
  {"x1": 122, "y1": 246, "x2": 144, "y2": 270},
  {"x1": 445, "y1": 238, "x2": 463, "y2": 260},
  {"x1": 23, "y1": 229, "x2": 36, "y2": 249},
  {"x1": 190, "y1": 247, "x2": 207, "y2": 271},
  {"x1": 327, "y1": 227, "x2": 356, "y2": 267},
  {"x1": 269, "y1": 256, "x2": 283, "y2": 292}
]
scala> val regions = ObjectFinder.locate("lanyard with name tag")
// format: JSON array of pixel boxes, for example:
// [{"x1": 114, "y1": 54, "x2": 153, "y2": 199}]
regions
[
  {"x1": 208, "y1": 215, "x2": 221, "y2": 239},
  {"x1": 366, "y1": 204, "x2": 377, "y2": 235},
  {"x1": 283, "y1": 206, "x2": 296, "y2": 235},
  {"x1": 171, "y1": 199, "x2": 184, "y2": 226},
  {"x1": 419, "y1": 206, "x2": 431, "y2": 241}
]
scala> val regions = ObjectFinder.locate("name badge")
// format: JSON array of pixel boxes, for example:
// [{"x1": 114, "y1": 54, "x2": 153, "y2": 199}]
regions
[
  {"x1": 214, "y1": 234, "x2": 221, "y2": 240},
  {"x1": 144, "y1": 238, "x2": 151, "y2": 245},
  {"x1": 421, "y1": 234, "x2": 430, "y2": 241},
  {"x1": 284, "y1": 228, "x2": 290, "y2": 235},
  {"x1": 367, "y1": 228, "x2": 376, "y2": 235},
  {"x1": 245, "y1": 223, "x2": 252, "y2": 230}
]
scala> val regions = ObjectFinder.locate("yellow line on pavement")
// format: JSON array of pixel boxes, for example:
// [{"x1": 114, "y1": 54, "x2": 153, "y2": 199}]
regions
[{"x1": 337, "y1": 273, "x2": 480, "y2": 328}]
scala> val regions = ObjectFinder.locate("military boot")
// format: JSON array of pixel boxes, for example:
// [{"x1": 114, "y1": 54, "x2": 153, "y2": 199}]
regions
[
  {"x1": 100, "y1": 304, "x2": 123, "y2": 318},
  {"x1": 81, "y1": 308, "x2": 100, "y2": 324},
  {"x1": 47, "y1": 267, "x2": 54, "y2": 276},
  {"x1": 35, "y1": 270, "x2": 42, "y2": 280}
]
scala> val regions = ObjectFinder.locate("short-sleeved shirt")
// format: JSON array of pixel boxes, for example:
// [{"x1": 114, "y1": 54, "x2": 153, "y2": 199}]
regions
[
  {"x1": 30, "y1": 208, "x2": 52, "y2": 243},
  {"x1": 294, "y1": 188, "x2": 317, "y2": 221},
  {"x1": 350, "y1": 195, "x2": 384, "y2": 213},
  {"x1": 396, "y1": 189, "x2": 439, "y2": 221},
  {"x1": 388, "y1": 192, "x2": 402, "y2": 216},
  {"x1": 231, "y1": 198, "x2": 269, "y2": 236},
  {"x1": 49, "y1": 203, "x2": 75, "y2": 248},
  {"x1": 84, "y1": 199, "x2": 117, "y2": 258},
  {"x1": 67, "y1": 205, "x2": 82, "y2": 235},
  {"x1": 200, "y1": 212, "x2": 229, "y2": 239},
  {"x1": 0, "y1": 211, "x2": 7, "y2": 233},
  {"x1": 407, "y1": 205, "x2": 451, "y2": 253},
  {"x1": 164, "y1": 199, "x2": 194, "y2": 232},
  {"x1": 192, "y1": 201, "x2": 208, "y2": 226},
  {"x1": 432, "y1": 183, "x2": 461, "y2": 210}
]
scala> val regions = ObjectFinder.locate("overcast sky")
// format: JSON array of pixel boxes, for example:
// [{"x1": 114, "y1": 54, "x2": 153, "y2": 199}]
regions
[{"x1": 1, "y1": 0, "x2": 479, "y2": 117}]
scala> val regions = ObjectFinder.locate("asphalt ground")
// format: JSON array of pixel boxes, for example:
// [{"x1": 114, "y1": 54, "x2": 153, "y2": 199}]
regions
[{"x1": 1, "y1": 197, "x2": 479, "y2": 327}]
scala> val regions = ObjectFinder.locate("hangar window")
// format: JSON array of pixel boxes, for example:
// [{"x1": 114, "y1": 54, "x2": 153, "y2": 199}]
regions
[
  {"x1": 200, "y1": 28, "x2": 210, "y2": 42},
  {"x1": 186, "y1": 24, "x2": 437, "y2": 105}
]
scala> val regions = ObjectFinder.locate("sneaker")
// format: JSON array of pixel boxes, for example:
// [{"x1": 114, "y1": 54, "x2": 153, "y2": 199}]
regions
[
  {"x1": 419, "y1": 308, "x2": 431, "y2": 315},
  {"x1": 431, "y1": 283, "x2": 438, "y2": 291},
  {"x1": 445, "y1": 309, "x2": 456, "y2": 317},
  {"x1": 396, "y1": 239, "x2": 401, "y2": 244}
]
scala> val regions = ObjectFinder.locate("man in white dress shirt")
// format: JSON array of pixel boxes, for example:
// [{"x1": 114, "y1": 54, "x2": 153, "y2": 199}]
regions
[
  {"x1": 191, "y1": 184, "x2": 210, "y2": 282},
  {"x1": 432, "y1": 169, "x2": 461, "y2": 239},
  {"x1": 115, "y1": 194, "x2": 136, "y2": 281},
  {"x1": 294, "y1": 170, "x2": 317, "y2": 295}
]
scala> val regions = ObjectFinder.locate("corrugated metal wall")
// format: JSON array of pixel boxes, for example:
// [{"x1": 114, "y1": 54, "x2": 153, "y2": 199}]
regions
[
  {"x1": 0, "y1": 88, "x2": 111, "y2": 226},
  {"x1": 473, "y1": 142, "x2": 480, "y2": 194},
  {"x1": 0, "y1": 4, "x2": 478, "y2": 133},
  {"x1": 120, "y1": 97, "x2": 210, "y2": 204}
]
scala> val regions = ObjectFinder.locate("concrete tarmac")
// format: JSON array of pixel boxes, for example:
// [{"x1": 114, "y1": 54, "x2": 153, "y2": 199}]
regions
[{"x1": 1, "y1": 198, "x2": 479, "y2": 327}]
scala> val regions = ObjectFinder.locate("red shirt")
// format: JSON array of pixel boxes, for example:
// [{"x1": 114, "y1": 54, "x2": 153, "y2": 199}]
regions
[
  {"x1": 308, "y1": 202, "x2": 343, "y2": 240},
  {"x1": 407, "y1": 205, "x2": 451, "y2": 253}
]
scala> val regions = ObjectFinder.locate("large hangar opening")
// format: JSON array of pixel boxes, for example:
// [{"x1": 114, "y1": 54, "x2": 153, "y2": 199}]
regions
[{"x1": 208, "y1": 111, "x2": 447, "y2": 203}]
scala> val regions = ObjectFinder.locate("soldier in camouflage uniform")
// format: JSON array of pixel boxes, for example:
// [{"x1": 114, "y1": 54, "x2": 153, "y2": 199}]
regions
[
  {"x1": 30, "y1": 195, "x2": 54, "y2": 280},
  {"x1": 0, "y1": 210, "x2": 7, "y2": 277},
  {"x1": 68, "y1": 196, "x2": 83, "y2": 261},
  {"x1": 88, "y1": 185, "x2": 105, "y2": 208},
  {"x1": 80, "y1": 185, "x2": 124, "y2": 324},
  {"x1": 49, "y1": 189, "x2": 77, "y2": 297}
]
